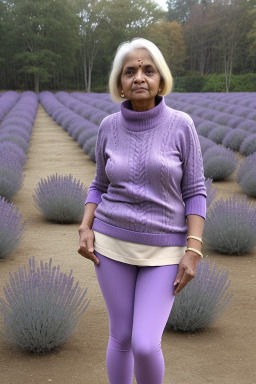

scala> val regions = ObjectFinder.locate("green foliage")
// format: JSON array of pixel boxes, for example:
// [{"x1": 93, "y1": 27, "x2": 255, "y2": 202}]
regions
[
  {"x1": 3, "y1": 0, "x2": 80, "y2": 92},
  {"x1": 173, "y1": 76, "x2": 206, "y2": 92},
  {"x1": 78, "y1": 0, "x2": 164, "y2": 92},
  {"x1": 146, "y1": 20, "x2": 186, "y2": 76},
  {"x1": 202, "y1": 74, "x2": 256, "y2": 93},
  {"x1": 1, "y1": 0, "x2": 256, "y2": 91},
  {"x1": 173, "y1": 74, "x2": 256, "y2": 92}
]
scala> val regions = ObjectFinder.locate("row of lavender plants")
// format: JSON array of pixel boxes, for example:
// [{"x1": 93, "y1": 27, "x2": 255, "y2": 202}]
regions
[
  {"x1": 27, "y1": 92, "x2": 256, "y2": 332},
  {"x1": 58, "y1": 91, "x2": 256, "y2": 196},
  {"x1": 165, "y1": 93, "x2": 256, "y2": 156},
  {"x1": 0, "y1": 92, "x2": 255, "y2": 345},
  {"x1": 0, "y1": 91, "x2": 39, "y2": 259},
  {"x1": 39, "y1": 91, "x2": 103, "y2": 162},
  {"x1": 0, "y1": 92, "x2": 90, "y2": 353},
  {"x1": 0, "y1": 91, "x2": 38, "y2": 200},
  {"x1": 45, "y1": 92, "x2": 254, "y2": 193}
]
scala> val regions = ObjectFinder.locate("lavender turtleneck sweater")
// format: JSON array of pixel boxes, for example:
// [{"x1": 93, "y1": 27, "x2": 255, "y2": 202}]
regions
[{"x1": 86, "y1": 96, "x2": 206, "y2": 247}]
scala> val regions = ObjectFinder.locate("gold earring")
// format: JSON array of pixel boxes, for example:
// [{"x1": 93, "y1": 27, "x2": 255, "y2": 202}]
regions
[
  {"x1": 158, "y1": 88, "x2": 162, "y2": 94},
  {"x1": 121, "y1": 90, "x2": 125, "y2": 98}
]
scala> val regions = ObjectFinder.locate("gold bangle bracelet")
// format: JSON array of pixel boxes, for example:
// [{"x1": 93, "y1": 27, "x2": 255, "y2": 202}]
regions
[
  {"x1": 187, "y1": 235, "x2": 203, "y2": 244},
  {"x1": 185, "y1": 247, "x2": 203, "y2": 259}
]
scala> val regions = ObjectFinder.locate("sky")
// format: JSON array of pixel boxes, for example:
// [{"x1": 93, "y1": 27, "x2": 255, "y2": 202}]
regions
[{"x1": 154, "y1": 0, "x2": 168, "y2": 11}]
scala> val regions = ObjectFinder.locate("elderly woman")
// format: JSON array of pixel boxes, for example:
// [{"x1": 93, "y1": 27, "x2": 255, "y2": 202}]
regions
[{"x1": 78, "y1": 38, "x2": 206, "y2": 384}]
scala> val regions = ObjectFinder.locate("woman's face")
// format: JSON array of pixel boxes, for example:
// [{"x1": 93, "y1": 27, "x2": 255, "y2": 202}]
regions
[{"x1": 120, "y1": 48, "x2": 163, "y2": 112}]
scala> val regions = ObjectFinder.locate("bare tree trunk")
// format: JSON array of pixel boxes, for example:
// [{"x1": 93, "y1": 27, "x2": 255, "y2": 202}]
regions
[{"x1": 80, "y1": 39, "x2": 98, "y2": 93}]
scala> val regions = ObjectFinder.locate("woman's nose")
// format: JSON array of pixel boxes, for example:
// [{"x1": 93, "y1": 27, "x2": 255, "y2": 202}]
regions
[{"x1": 134, "y1": 70, "x2": 145, "y2": 83}]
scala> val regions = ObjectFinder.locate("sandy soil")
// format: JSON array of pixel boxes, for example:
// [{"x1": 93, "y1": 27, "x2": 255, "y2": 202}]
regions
[{"x1": 0, "y1": 105, "x2": 255, "y2": 384}]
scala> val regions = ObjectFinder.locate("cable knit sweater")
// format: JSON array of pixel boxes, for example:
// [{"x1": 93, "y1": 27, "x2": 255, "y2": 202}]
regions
[{"x1": 86, "y1": 96, "x2": 206, "y2": 247}]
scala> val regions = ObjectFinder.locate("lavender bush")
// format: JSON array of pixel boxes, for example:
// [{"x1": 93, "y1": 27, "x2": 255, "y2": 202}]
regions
[
  {"x1": 205, "y1": 178, "x2": 217, "y2": 207},
  {"x1": 0, "y1": 133, "x2": 29, "y2": 153},
  {"x1": 83, "y1": 135, "x2": 97, "y2": 156},
  {"x1": 0, "y1": 151, "x2": 24, "y2": 200},
  {"x1": 166, "y1": 259, "x2": 232, "y2": 332},
  {"x1": 198, "y1": 135, "x2": 215, "y2": 155},
  {"x1": 0, "y1": 91, "x2": 20, "y2": 121},
  {"x1": 240, "y1": 134, "x2": 256, "y2": 156},
  {"x1": 237, "y1": 154, "x2": 256, "y2": 197},
  {"x1": 0, "y1": 257, "x2": 89, "y2": 353},
  {"x1": 33, "y1": 174, "x2": 87, "y2": 224},
  {"x1": 0, "y1": 197, "x2": 25, "y2": 258},
  {"x1": 237, "y1": 153, "x2": 256, "y2": 183},
  {"x1": 203, "y1": 195, "x2": 256, "y2": 255},
  {"x1": 222, "y1": 129, "x2": 249, "y2": 151},
  {"x1": 207, "y1": 126, "x2": 231, "y2": 144},
  {"x1": 239, "y1": 168, "x2": 256, "y2": 197},
  {"x1": 0, "y1": 142, "x2": 27, "y2": 166},
  {"x1": 196, "y1": 121, "x2": 216, "y2": 137},
  {"x1": 203, "y1": 146, "x2": 238, "y2": 180}
]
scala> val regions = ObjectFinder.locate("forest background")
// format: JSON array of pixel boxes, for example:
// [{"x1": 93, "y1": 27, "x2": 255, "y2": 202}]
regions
[{"x1": 1, "y1": 0, "x2": 256, "y2": 93}]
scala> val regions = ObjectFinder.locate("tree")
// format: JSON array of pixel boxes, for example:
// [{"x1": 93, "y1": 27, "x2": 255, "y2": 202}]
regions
[
  {"x1": 184, "y1": 3, "x2": 216, "y2": 75},
  {"x1": 247, "y1": 10, "x2": 256, "y2": 58},
  {"x1": 146, "y1": 20, "x2": 186, "y2": 75},
  {"x1": 212, "y1": 1, "x2": 247, "y2": 92},
  {"x1": 9, "y1": 0, "x2": 80, "y2": 93},
  {"x1": 78, "y1": 0, "x2": 164, "y2": 92},
  {"x1": 166, "y1": 0, "x2": 208, "y2": 24}
]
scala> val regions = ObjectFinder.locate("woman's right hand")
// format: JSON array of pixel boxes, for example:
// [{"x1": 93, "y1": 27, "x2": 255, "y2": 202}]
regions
[{"x1": 77, "y1": 227, "x2": 100, "y2": 265}]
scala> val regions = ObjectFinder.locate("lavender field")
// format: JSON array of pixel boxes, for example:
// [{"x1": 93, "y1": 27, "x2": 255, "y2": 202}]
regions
[{"x1": 0, "y1": 91, "x2": 256, "y2": 384}]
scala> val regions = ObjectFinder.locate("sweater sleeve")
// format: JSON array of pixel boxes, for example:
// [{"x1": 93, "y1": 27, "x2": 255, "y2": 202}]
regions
[
  {"x1": 85, "y1": 117, "x2": 111, "y2": 205},
  {"x1": 178, "y1": 112, "x2": 207, "y2": 217}
]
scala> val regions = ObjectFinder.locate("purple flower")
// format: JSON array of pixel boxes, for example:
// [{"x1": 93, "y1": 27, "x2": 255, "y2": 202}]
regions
[
  {"x1": 222, "y1": 128, "x2": 249, "y2": 151},
  {"x1": 203, "y1": 194, "x2": 256, "y2": 255},
  {"x1": 0, "y1": 142, "x2": 27, "y2": 165},
  {"x1": 0, "y1": 125, "x2": 31, "y2": 142},
  {"x1": 198, "y1": 135, "x2": 215, "y2": 155},
  {"x1": 237, "y1": 153, "x2": 256, "y2": 197},
  {"x1": 0, "y1": 151, "x2": 24, "y2": 200},
  {"x1": 0, "y1": 91, "x2": 20, "y2": 121},
  {"x1": 83, "y1": 135, "x2": 97, "y2": 158},
  {"x1": 0, "y1": 197, "x2": 25, "y2": 258},
  {"x1": 166, "y1": 259, "x2": 232, "y2": 332},
  {"x1": 240, "y1": 133, "x2": 256, "y2": 156},
  {"x1": 0, "y1": 132, "x2": 29, "y2": 153},
  {"x1": 33, "y1": 174, "x2": 87, "y2": 223},
  {"x1": 0, "y1": 257, "x2": 89, "y2": 353},
  {"x1": 203, "y1": 146, "x2": 238, "y2": 180},
  {"x1": 77, "y1": 126, "x2": 98, "y2": 147},
  {"x1": 207, "y1": 126, "x2": 231, "y2": 144},
  {"x1": 205, "y1": 178, "x2": 217, "y2": 207},
  {"x1": 197, "y1": 122, "x2": 217, "y2": 137}
]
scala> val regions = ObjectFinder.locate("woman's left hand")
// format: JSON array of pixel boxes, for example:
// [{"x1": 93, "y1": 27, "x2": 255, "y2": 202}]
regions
[{"x1": 173, "y1": 251, "x2": 201, "y2": 296}]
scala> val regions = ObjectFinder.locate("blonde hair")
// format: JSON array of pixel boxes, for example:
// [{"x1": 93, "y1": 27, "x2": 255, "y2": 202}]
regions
[{"x1": 109, "y1": 38, "x2": 173, "y2": 103}]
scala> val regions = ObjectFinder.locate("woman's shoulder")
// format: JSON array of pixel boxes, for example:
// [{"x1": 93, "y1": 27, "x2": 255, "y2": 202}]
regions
[
  {"x1": 165, "y1": 104, "x2": 194, "y2": 127},
  {"x1": 100, "y1": 111, "x2": 120, "y2": 127},
  {"x1": 98, "y1": 111, "x2": 120, "y2": 134}
]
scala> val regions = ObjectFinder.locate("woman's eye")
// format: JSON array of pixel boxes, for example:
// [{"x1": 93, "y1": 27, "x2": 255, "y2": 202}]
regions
[{"x1": 125, "y1": 70, "x2": 133, "y2": 75}]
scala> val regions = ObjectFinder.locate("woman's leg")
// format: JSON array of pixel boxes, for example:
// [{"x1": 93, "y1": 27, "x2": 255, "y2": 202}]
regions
[
  {"x1": 94, "y1": 252, "x2": 138, "y2": 384},
  {"x1": 132, "y1": 264, "x2": 178, "y2": 384}
]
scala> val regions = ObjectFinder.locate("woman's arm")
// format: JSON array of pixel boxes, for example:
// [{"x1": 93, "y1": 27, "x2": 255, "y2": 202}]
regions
[
  {"x1": 77, "y1": 203, "x2": 100, "y2": 265},
  {"x1": 77, "y1": 118, "x2": 111, "y2": 266},
  {"x1": 174, "y1": 214, "x2": 205, "y2": 296}
]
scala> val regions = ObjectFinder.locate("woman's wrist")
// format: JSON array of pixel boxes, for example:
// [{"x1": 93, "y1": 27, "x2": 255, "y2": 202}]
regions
[
  {"x1": 79, "y1": 225, "x2": 92, "y2": 233},
  {"x1": 185, "y1": 247, "x2": 203, "y2": 259}
]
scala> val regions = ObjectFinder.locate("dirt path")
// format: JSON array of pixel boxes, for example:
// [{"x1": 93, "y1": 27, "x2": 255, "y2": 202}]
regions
[{"x1": 0, "y1": 105, "x2": 255, "y2": 384}]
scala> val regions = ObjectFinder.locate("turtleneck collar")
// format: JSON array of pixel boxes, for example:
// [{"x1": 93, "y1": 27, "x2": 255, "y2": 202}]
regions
[{"x1": 120, "y1": 96, "x2": 168, "y2": 132}]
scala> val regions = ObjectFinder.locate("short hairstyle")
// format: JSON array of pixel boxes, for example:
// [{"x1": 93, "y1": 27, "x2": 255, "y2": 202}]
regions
[{"x1": 109, "y1": 38, "x2": 173, "y2": 103}]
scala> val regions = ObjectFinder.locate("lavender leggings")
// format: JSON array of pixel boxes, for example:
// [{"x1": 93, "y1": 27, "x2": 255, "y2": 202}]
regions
[{"x1": 94, "y1": 252, "x2": 178, "y2": 384}]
